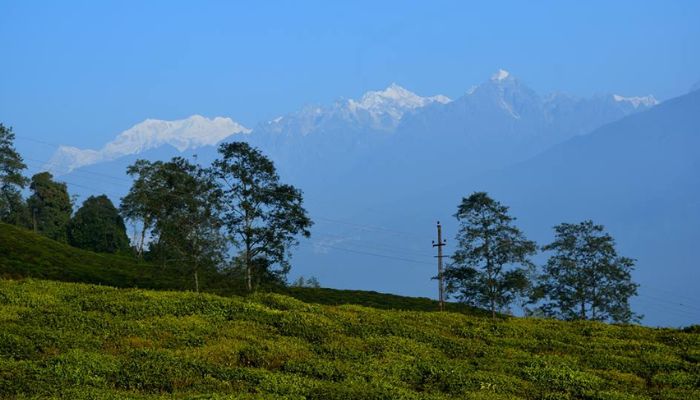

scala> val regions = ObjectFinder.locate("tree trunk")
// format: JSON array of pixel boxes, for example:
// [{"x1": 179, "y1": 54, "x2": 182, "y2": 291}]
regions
[
  {"x1": 246, "y1": 264, "x2": 252, "y2": 292},
  {"x1": 194, "y1": 269, "x2": 199, "y2": 293},
  {"x1": 245, "y1": 248, "x2": 252, "y2": 292},
  {"x1": 138, "y1": 225, "x2": 146, "y2": 259}
]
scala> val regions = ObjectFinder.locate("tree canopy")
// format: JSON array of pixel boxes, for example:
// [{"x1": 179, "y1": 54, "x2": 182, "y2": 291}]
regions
[
  {"x1": 121, "y1": 157, "x2": 225, "y2": 292},
  {"x1": 68, "y1": 195, "x2": 131, "y2": 254},
  {"x1": 0, "y1": 123, "x2": 29, "y2": 225},
  {"x1": 27, "y1": 172, "x2": 72, "y2": 242},
  {"x1": 212, "y1": 142, "x2": 312, "y2": 292},
  {"x1": 534, "y1": 220, "x2": 639, "y2": 323},
  {"x1": 445, "y1": 192, "x2": 536, "y2": 318}
]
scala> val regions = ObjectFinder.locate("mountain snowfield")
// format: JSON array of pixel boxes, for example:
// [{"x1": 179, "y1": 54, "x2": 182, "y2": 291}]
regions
[
  {"x1": 46, "y1": 115, "x2": 250, "y2": 174},
  {"x1": 257, "y1": 83, "x2": 451, "y2": 137}
]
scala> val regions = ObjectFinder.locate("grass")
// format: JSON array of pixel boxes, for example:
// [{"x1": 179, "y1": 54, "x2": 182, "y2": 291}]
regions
[{"x1": 0, "y1": 278, "x2": 698, "y2": 399}]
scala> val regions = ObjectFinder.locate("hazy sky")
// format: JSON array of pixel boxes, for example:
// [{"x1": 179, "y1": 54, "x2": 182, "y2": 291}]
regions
[{"x1": 1, "y1": 0, "x2": 699, "y2": 153}]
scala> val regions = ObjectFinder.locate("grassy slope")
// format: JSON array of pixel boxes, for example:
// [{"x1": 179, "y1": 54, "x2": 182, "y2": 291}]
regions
[
  {"x1": 0, "y1": 223, "x2": 481, "y2": 314},
  {"x1": 0, "y1": 223, "x2": 187, "y2": 290},
  {"x1": 0, "y1": 278, "x2": 698, "y2": 400}
]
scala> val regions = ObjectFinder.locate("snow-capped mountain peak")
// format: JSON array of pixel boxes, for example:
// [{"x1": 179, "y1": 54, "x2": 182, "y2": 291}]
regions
[
  {"x1": 491, "y1": 69, "x2": 511, "y2": 82},
  {"x1": 612, "y1": 94, "x2": 659, "y2": 108},
  {"x1": 46, "y1": 115, "x2": 250, "y2": 175},
  {"x1": 260, "y1": 84, "x2": 451, "y2": 134},
  {"x1": 348, "y1": 83, "x2": 451, "y2": 116}
]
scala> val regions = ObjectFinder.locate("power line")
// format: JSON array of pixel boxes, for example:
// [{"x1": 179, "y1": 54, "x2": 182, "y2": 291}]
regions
[
  {"x1": 316, "y1": 216, "x2": 426, "y2": 240},
  {"x1": 636, "y1": 293, "x2": 700, "y2": 313},
  {"x1": 308, "y1": 240, "x2": 434, "y2": 267},
  {"x1": 312, "y1": 231, "x2": 435, "y2": 259},
  {"x1": 23, "y1": 157, "x2": 134, "y2": 184}
]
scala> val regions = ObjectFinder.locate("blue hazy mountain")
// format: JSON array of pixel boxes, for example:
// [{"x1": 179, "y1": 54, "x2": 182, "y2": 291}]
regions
[
  {"x1": 484, "y1": 89, "x2": 700, "y2": 327},
  {"x1": 410, "y1": 89, "x2": 700, "y2": 326},
  {"x1": 244, "y1": 70, "x2": 657, "y2": 204}
]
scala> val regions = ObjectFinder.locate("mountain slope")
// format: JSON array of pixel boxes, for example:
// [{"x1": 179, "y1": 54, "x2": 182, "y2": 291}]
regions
[
  {"x1": 1, "y1": 278, "x2": 697, "y2": 399},
  {"x1": 459, "y1": 89, "x2": 700, "y2": 326},
  {"x1": 298, "y1": 88, "x2": 698, "y2": 328}
]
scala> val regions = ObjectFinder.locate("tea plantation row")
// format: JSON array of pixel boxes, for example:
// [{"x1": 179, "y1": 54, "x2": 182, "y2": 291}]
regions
[{"x1": 0, "y1": 279, "x2": 697, "y2": 399}]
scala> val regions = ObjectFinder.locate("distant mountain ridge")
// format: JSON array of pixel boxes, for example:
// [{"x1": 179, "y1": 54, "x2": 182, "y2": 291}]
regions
[
  {"x1": 46, "y1": 70, "x2": 657, "y2": 176},
  {"x1": 46, "y1": 115, "x2": 250, "y2": 174}
]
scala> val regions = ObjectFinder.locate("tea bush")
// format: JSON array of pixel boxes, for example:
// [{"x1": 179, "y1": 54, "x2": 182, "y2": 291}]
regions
[{"x1": 0, "y1": 278, "x2": 698, "y2": 399}]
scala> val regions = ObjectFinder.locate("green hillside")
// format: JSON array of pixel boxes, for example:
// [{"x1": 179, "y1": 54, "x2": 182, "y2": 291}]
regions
[
  {"x1": 0, "y1": 223, "x2": 481, "y2": 314},
  {"x1": 0, "y1": 279, "x2": 698, "y2": 399},
  {"x1": 0, "y1": 223, "x2": 186, "y2": 290}
]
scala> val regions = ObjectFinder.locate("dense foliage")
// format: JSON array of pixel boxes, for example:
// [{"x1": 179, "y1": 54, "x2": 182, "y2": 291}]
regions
[
  {"x1": 122, "y1": 158, "x2": 225, "y2": 291},
  {"x1": 446, "y1": 192, "x2": 537, "y2": 318},
  {"x1": 0, "y1": 278, "x2": 697, "y2": 400},
  {"x1": 212, "y1": 142, "x2": 312, "y2": 291},
  {"x1": 68, "y1": 195, "x2": 131, "y2": 254},
  {"x1": 27, "y1": 172, "x2": 73, "y2": 242},
  {"x1": 535, "y1": 221, "x2": 639, "y2": 323},
  {"x1": 0, "y1": 123, "x2": 29, "y2": 226},
  {"x1": 119, "y1": 143, "x2": 312, "y2": 292}
]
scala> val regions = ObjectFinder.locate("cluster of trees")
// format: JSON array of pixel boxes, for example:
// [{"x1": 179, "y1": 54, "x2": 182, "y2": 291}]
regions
[
  {"x1": 119, "y1": 142, "x2": 312, "y2": 292},
  {"x1": 444, "y1": 192, "x2": 640, "y2": 323},
  {"x1": 2, "y1": 124, "x2": 131, "y2": 253},
  {"x1": 0, "y1": 124, "x2": 312, "y2": 292}
]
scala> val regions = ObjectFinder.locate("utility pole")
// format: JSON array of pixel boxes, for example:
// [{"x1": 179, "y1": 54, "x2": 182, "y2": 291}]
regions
[{"x1": 432, "y1": 221, "x2": 446, "y2": 311}]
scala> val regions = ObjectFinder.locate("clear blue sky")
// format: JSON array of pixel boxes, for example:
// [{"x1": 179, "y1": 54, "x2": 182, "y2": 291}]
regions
[{"x1": 1, "y1": 0, "x2": 699, "y2": 152}]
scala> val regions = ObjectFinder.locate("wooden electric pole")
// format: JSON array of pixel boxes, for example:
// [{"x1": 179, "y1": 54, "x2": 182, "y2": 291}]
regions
[{"x1": 432, "y1": 221, "x2": 446, "y2": 311}]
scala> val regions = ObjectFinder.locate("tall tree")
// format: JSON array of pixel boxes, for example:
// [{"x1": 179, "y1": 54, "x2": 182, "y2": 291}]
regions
[
  {"x1": 0, "y1": 123, "x2": 29, "y2": 225},
  {"x1": 26, "y1": 172, "x2": 72, "y2": 242},
  {"x1": 68, "y1": 195, "x2": 131, "y2": 254},
  {"x1": 120, "y1": 159, "x2": 160, "y2": 257},
  {"x1": 121, "y1": 158, "x2": 225, "y2": 291},
  {"x1": 534, "y1": 220, "x2": 639, "y2": 323},
  {"x1": 212, "y1": 142, "x2": 312, "y2": 292},
  {"x1": 445, "y1": 192, "x2": 536, "y2": 318}
]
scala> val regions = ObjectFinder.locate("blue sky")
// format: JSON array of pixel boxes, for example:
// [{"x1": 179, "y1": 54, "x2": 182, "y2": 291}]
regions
[{"x1": 1, "y1": 0, "x2": 699, "y2": 153}]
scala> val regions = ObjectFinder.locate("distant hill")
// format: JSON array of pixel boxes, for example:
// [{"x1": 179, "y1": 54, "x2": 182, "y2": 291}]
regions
[{"x1": 1, "y1": 278, "x2": 697, "y2": 399}]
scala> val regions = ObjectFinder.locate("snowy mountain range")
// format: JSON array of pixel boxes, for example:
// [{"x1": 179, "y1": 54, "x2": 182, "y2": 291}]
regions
[
  {"x1": 46, "y1": 115, "x2": 250, "y2": 174},
  {"x1": 46, "y1": 70, "x2": 657, "y2": 176}
]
